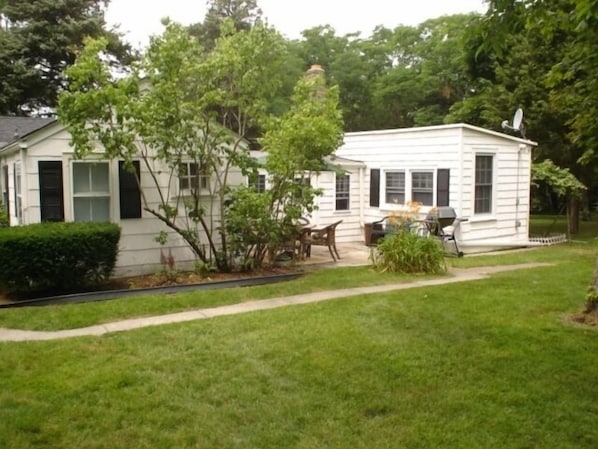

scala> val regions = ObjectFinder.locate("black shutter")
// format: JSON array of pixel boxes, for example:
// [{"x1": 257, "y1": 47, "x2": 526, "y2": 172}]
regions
[
  {"x1": 38, "y1": 161, "x2": 64, "y2": 222},
  {"x1": 369, "y1": 169, "x2": 380, "y2": 207},
  {"x1": 2, "y1": 165, "x2": 8, "y2": 216},
  {"x1": 119, "y1": 160, "x2": 141, "y2": 219},
  {"x1": 437, "y1": 169, "x2": 450, "y2": 207}
]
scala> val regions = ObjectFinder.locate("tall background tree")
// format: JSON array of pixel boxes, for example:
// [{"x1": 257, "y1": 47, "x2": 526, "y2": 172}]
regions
[
  {"x1": 447, "y1": 0, "x2": 597, "y2": 228},
  {"x1": 0, "y1": 0, "x2": 130, "y2": 115},
  {"x1": 188, "y1": 0, "x2": 262, "y2": 49}
]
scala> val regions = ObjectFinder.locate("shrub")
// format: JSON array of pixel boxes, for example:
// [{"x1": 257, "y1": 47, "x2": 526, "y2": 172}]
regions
[
  {"x1": 0, "y1": 222, "x2": 121, "y2": 296},
  {"x1": 0, "y1": 202, "x2": 8, "y2": 227},
  {"x1": 370, "y1": 231, "x2": 446, "y2": 274}
]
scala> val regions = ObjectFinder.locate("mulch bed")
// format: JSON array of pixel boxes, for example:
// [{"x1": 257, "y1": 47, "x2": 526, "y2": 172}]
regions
[{"x1": 0, "y1": 266, "x2": 303, "y2": 303}]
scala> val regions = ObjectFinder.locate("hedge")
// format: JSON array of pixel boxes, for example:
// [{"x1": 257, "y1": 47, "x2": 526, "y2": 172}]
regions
[{"x1": 0, "y1": 222, "x2": 121, "y2": 296}]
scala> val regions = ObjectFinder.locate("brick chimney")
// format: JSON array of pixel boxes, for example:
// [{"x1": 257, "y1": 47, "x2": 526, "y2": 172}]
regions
[{"x1": 306, "y1": 64, "x2": 325, "y2": 77}]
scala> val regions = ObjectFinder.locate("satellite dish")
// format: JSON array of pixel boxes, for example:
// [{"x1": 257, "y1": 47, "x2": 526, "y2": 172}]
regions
[
  {"x1": 512, "y1": 108, "x2": 523, "y2": 131},
  {"x1": 501, "y1": 108, "x2": 526, "y2": 138}
]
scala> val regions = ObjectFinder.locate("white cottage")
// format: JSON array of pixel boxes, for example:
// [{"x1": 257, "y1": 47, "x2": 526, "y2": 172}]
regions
[
  {"x1": 311, "y1": 123, "x2": 537, "y2": 253},
  {"x1": 0, "y1": 118, "x2": 247, "y2": 276},
  {"x1": 1, "y1": 118, "x2": 538, "y2": 276}
]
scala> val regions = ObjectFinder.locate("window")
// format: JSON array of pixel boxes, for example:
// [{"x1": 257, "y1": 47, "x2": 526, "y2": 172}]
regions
[
  {"x1": 294, "y1": 176, "x2": 311, "y2": 199},
  {"x1": 385, "y1": 171, "x2": 405, "y2": 204},
  {"x1": 474, "y1": 155, "x2": 493, "y2": 214},
  {"x1": 179, "y1": 162, "x2": 209, "y2": 192},
  {"x1": 335, "y1": 174, "x2": 350, "y2": 210},
  {"x1": 72, "y1": 162, "x2": 110, "y2": 222},
  {"x1": 13, "y1": 163, "x2": 22, "y2": 223},
  {"x1": 411, "y1": 171, "x2": 433, "y2": 206},
  {"x1": 119, "y1": 161, "x2": 141, "y2": 219},
  {"x1": 248, "y1": 173, "x2": 266, "y2": 193}
]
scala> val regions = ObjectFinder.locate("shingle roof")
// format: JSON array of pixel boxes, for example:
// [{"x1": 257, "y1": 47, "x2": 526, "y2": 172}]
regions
[{"x1": 0, "y1": 116, "x2": 57, "y2": 148}]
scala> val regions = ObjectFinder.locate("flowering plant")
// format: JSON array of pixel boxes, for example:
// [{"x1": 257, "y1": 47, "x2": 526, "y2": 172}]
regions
[{"x1": 387, "y1": 201, "x2": 422, "y2": 231}]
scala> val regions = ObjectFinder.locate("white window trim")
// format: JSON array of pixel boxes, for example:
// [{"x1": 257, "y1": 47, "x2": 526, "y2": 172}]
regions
[
  {"x1": 382, "y1": 169, "x2": 440, "y2": 209},
  {"x1": 248, "y1": 173, "x2": 267, "y2": 193},
  {"x1": 178, "y1": 161, "x2": 210, "y2": 195},
  {"x1": 14, "y1": 163, "x2": 22, "y2": 224},
  {"x1": 410, "y1": 170, "x2": 435, "y2": 207},
  {"x1": 383, "y1": 169, "x2": 406, "y2": 208},
  {"x1": 335, "y1": 173, "x2": 350, "y2": 212},
  {"x1": 473, "y1": 153, "x2": 496, "y2": 217},
  {"x1": 71, "y1": 160, "x2": 112, "y2": 222}
]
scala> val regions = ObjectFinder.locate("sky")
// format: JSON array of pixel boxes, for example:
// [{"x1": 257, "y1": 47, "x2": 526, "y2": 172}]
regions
[{"x1": 105, "y1": 0, "x2": 487, "y2": 48}]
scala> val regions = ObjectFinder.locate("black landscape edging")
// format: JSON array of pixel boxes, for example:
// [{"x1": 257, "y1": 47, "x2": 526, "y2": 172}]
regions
[{"x1": 0, "y1": 273, "x2": 304, "y2": 309}]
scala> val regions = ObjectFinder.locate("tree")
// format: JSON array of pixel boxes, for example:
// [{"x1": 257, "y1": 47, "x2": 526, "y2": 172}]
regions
[
  {"x1": 449, "y1": 0, "x2": 598, "y2": 225},
  {"x1": 0, "y1": 0, "x2": 130, "y2": 115},
  {"x1": 225, "y1": 68, "x2": 343, "y2": 267},
  {"x1": 188, "y1": 0, "x2": 262, "y2": 49},
  {"x1": 58, "y1": 20, "x2": 343, "y2": 272},
  {"x1": 531, "y1": 159, "x2": 586, "y2": 238}
]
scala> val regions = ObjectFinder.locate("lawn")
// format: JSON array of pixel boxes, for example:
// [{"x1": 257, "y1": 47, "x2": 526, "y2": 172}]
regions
[
  {"x1": 0, "y1": 214, "x2": 596, "y2": 331},
  {"x1": 0, "y1": 231, "x2": 597, "y2": 448}
]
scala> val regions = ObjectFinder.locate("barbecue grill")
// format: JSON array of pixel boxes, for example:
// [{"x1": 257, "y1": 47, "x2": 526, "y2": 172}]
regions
[{"x1": 424, "y1": 206, "x2": 466, "y2": 257}]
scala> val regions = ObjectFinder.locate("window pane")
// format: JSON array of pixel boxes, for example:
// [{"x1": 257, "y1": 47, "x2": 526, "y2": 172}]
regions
[
  {"x1": 74, "y1": 163, "x2": 109, "y2": 194},
  {"x1": 335, "y1": 174, "x2": 350, "y2": 210},
  {"x1": 91, "y1": 164, "x2": 109, "y2": 193},
  {"x1": 249, "y1": 174, "x2": 266, "y2": 193},
  {"x1": 475, "y1": 155, "x2": 493, "y2": 213},
  {"x1": 412, "y1": 191, "x2": 433, "y2": 205},
  {"x1": 411, "y1": 172, "x2": 433, "y2": 206},
  {"x1": 385, "y1": 172, "x2": 405, "y2": 204},
  {"x1": 73, "y1": 163, "x2": 90, "y2": 194},
  {"x1": 336, "y1": 198, "x2": 349, "y2": 210},
  {"x1": 74, "y1": 197, "x2": 110, "y2": 222}
]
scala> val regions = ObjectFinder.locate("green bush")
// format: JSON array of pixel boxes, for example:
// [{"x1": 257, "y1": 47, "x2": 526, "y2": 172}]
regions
[
  {"x1": 0, "y1": 202, "x2": 8, "y2": 227},
  {"x1": 370, "y1": 231, "x2": 446, "y2": 274},
  {"x1": 0, "y1": 222, "x2": 121, "y2": 296}
]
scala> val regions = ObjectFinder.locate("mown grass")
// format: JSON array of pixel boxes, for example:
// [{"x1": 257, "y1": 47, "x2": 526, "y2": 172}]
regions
[
  {"x1": 0, "y1": 247, "x2": 596, "y2": 448},
  {"x1": 1, "y1": 214, "x2": 596, "y2": 331},
  {"x1": 0, "y1": 266, "x2": 434, "y2": 331}
]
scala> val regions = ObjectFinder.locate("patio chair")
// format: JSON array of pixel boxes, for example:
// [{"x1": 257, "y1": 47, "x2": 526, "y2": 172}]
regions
[{"x1": 304, "y1": 220, "x2": 343, "y2": 261}]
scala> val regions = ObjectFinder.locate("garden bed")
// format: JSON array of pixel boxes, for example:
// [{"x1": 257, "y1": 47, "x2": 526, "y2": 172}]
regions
[{"x1": 0, "y1": 266, "x2": 304, "y2": 307}]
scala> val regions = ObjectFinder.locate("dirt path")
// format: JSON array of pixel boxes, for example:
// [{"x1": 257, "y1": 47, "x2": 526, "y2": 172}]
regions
[{"x1": 0, "y1": 263, "x2": 551, "y2": 342}]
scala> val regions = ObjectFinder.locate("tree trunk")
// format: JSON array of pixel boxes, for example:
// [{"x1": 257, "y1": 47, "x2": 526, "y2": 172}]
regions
[{"x1": 568, "y1": 196, "x2": 580, "y2": 235}]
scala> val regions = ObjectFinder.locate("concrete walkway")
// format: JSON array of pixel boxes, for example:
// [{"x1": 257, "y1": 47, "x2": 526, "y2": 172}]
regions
[{"x1": 0, "y1": 263, "x2": 550, "y2": 342}]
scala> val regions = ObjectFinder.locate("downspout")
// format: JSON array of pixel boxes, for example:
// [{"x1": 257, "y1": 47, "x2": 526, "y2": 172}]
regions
[
  {"x1": 19, "y1": 144, "x2": 27, "y2": 225},
  {"x1": 359, "y1": 166, "x2": 364, "y2": 229},
  {"x1": 515, "y1": 144, "x2": 522, "y2": 234},
  {"x1": 457, "y1": 127, "x2": 465, "y2": 243}
]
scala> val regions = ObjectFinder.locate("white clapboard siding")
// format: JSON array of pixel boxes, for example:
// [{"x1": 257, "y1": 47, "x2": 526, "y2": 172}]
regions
[{"x1": 333, "y1": 124, "x2": 535, "y2": 252}]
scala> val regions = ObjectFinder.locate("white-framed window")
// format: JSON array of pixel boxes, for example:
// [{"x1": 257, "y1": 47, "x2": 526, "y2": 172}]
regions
[
  {"x1": 474, "y1": 154, "x2": 494, "y2": 214},
  {"x1": 248, "y1": 173, "x2": 266, "y2": 193},
  {"x1": 179, "y1": 162, "x2": 209, "y2": 192},
  {"x1": 72, "y1": 162, "x2": 110, "y2": 222},
  {"x1": 13, "y1": 163, "x2": 22, "y2": 223},
  {"x1": 335, "y1": 174, "x2": 350, "y2": 210},
  {"x1": 411, "y1": 171, "x2": 434, "y2": 206},
  {"x1": 385, "y1": 171, "x2": 405, "y2": 205}
]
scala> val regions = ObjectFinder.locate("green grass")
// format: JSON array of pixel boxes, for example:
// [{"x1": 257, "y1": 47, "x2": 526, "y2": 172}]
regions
[
  {"x1": 0, "y1": 266, "x2": 435, "y2": 331},
  {"x1": 1, "y1": 246, "x2": 597, "y2": 448},
  {"x1": 1, "y1": 214, "x2": 596, "y2": 331},
  {"x1": 530, "y1": 213, "x2": 598, "y2": 240}
]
